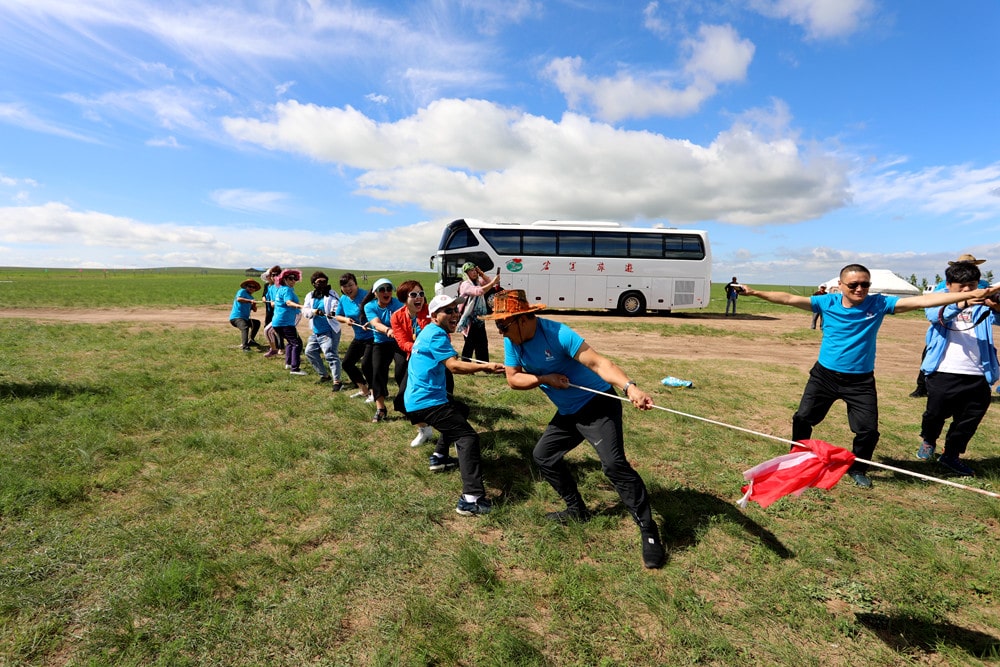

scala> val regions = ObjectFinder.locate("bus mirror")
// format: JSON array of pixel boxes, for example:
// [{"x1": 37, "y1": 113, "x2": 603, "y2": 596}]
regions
[{"x1": 429, "y1": 255, "x2": 435, "y2": 270}]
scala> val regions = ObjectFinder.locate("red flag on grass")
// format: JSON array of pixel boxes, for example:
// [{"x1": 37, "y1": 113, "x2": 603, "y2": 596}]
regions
[{"x1": 737, "y1": 439, "x2": 856, "y2": 508}]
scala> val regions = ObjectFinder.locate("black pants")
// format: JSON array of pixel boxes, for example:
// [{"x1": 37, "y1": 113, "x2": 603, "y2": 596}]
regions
[
  {"x1": 461, "y1": 323, "x2": 490, "y2": 362},
  {"x1": 792, "y1": 363, "x2": 879, "y2": 473},
  {"x1": 921, "y1": 372, "x2": 990, "y2": 457},
  {"x1": 408, "y1": 400, "x2": 484, "y2": 497},
  {"x1": 533, "y1": 392, "x2": 654, "y2": 530},
  {"x1": 342, "y1": 339, "x2": 373, "y2": 389},
  {"x1": 370, "y1": 341, "x2": 398, "y2": 401},
  {"x1": 230, "y1": 318, "x2": 260, "y2": 348}
]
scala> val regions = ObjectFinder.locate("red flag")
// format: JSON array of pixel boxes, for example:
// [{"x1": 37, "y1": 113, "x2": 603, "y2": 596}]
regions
[{"x1": 738, "y1": 439, "x2": 856, "y2": 508}]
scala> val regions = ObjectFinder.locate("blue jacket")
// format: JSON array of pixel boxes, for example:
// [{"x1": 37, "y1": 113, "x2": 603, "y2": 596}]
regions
[{"x1": 921, "y1": 301, "x2": 999, "y2": 383}]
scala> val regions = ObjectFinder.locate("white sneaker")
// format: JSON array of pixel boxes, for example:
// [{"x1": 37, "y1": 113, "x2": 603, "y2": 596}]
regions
[
  {"x1": 410, "y1": 425, "x2": 436, "y2": 448},
  {"x1": 364, "y1": 392, "x2": 375, "y2": 404},
  {"x1": 285, "y1": 364, "x2": 291, "y2": 370},
  {"x1": 349, "y1": 391, "x2": 365, "y2": 399},
  {"x1": 289, "y1": 370, "x2": 307, "y2": 376}
]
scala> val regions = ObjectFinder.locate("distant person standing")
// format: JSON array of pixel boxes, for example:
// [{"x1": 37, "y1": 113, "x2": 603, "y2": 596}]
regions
[
  {"x1": 741, "y1": 263, "x2": 1000, "y2": 488},
  {"x1": 810, "y1": 284, "x2": 827, "y2": 329},
  {"x1": 916, "y1": 260, "x2": 999, "y2": 477},
  {"x1": 458, "y1": 262, "x2": 502, "y2": 361},
  {"x1": 724, "y1": 276, "x2": 741, "y2": 316},
  {"x1": 363, "y1": 278, "x2": 404, "y2": 423}
]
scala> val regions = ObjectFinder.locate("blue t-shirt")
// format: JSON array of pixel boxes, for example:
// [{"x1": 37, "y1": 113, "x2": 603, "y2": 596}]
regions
[
  {"x1": 404, "y1": 323, "x2": 456, "y2": 412},
  {"x1": 229, "y1": 288, "x2": 252, "y2": 320},
  {"x1": 271, "y1": 285, "x2": 300, "y2": 327},
  {"x1": 503, "y1": 317, "x2": 610, "y2": 414},
  {"x1": 336, "y1": 289, "x2": 373, "y2": 341},
  {"x1": 811, "y1": 292, "x2": 899, "y2": 373},
  {"x1": 310, "y1": 295, "x2": 334, "y2": 335},
  {"x1": 365, "y1": 298, "x2": 403, "y2": 343}
]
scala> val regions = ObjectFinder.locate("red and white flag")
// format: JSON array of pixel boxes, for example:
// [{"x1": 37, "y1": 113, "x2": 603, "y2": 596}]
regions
[{"x1": 738, "y1": 439, "x2": 856, "y2": 508}]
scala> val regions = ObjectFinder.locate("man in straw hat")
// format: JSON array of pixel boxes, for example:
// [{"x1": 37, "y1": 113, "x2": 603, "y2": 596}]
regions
[
  {"x1": 910, "y1": 253, "x2": 989, "y2": 398},
  {"x1": 229, "y1": 278, "x2": 262, "y2": 351},
  {"x1": 404, "y1": 293, "x2": 506, "y2": 516},
  {"x1": 486, "y1": 290, "x2": 666, "y2": 569}
]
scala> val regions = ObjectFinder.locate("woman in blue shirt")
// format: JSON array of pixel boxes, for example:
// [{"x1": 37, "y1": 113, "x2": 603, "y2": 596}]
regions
[
  {"x1": 334, "y1": 272, "x2": 374, "y2": 399},
  {"x1": 272, "y1": 269, "x2": 305, "y2": 376},
  {"x1": 363, "y1": 278, "x2": 403, "y2": 423}
]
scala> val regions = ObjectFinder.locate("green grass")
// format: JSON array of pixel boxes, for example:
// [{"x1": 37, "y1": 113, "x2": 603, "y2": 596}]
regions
[{"x1": 1, "y1": 273, "x2": 999, "y2": 665}]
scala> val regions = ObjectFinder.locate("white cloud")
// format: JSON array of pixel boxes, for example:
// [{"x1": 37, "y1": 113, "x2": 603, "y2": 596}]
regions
[
  {"x1": 543, "y1": 24, "x2": 754, "y2": 121},
  {"x1": 0, "y1": 201, "x2": 448, "y2": 270},
  {"x1": 0, "y1": 102, "x2": 99, "y2": 142},
  {"x1": 225, "y1": 97, "x2": 844, "y2": 225},
  {"x1": 209, "y1": 189, "x2": 291, "y2": 215},
  {"x1": 643, "y1": 2, "x2": 671, "y2": 37},
  {"x1": 749, "y1": 0, "x2": 875, "y2": 40},
  {"x1": 854, "y1": 161, "x2": 1000, "y2": 221}
]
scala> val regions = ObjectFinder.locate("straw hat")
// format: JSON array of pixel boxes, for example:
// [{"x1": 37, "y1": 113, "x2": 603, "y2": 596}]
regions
[
  {"x1": 482, "y1": 289, "x2": 546, "y2": 320},
  {"x1": 240, "y1": 279, "x2": 261, "y2": 290},
  {"x1": 948, "y1": 253, "x2": 986, "y2": 266}
]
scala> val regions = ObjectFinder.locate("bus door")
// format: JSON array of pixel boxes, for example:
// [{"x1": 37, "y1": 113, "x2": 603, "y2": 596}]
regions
[
  {"x1": 650, "y1": 277, "x2": 673, "y2": 310},
  {"x1": 548, "y1": 274, "x2": 576, "y2": 308}
]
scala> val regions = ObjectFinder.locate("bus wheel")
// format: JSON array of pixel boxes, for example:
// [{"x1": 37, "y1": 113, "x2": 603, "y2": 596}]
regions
[{"x1": 618, "y1": 292, "x2": 646, "y2": 316}]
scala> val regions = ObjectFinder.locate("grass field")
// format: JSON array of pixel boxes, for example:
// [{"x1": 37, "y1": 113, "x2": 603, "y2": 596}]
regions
[{"x1": 1, "y1": 268, "x2": 999, "y2": 666}]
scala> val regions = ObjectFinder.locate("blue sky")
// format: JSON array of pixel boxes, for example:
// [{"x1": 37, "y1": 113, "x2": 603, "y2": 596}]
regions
[{"x1": 1, "y1": 0, "x2": 998, "y2": 285}]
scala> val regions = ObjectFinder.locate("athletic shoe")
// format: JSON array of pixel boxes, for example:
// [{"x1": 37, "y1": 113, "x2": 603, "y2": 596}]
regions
[
  {"x1": 349, "y1": 390, "x2": 365, "y2": 399},
  {"x1": 410, "y1": 425, "x2": 435, "y2": 448},
  {"x1": 938, "y1": 455, "x2": 975, "y2": 477},
  {"x1": 916, "y1": 440, "x2": 936, "y2": 460},
  {"x1": 641, "y1": 528, "x2": 666, "y2": 569},
  {"x1": 545, "y1": 507, "x2": 592, "y2": 524},
  {"x1": 456, "y1": 496, "x2": 493, "y2": 516},
  {"x1": 428, "y1": 453, "x2": 459, "y2": 472},
  {"x1": 289, "y1": 370, "x2": 307, "y2": 376},
  {"x1": 364, "y1": 392, "x2": 375, "y2": 404},
  {"x1": 263, "y1": 349, "x2": 279, "y2": 358},
  {"x1": 909, "y1": 388, "x2": 927, "y2": 398},
  {"x1": 285, "y1": 364, "x2": 291, "y2": 370},
  {"x1": 848, "y1": 471, "x2": 872, "y2": 488},
  {"x1": 372, "y1": 408, "x2": 387, "y2": 423},
  {"x1": 331, "y1": 382, "x2": 344, "y2": 392},
  {"x1": 316, "y1": 375, "x2": 332, "y2": 384},
  {"x1": 240, "y1": 345, "x2": 252, "y2": 351}
]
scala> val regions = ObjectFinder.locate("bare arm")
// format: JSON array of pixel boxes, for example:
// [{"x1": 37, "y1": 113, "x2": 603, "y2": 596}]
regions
[
  {"x1": 895, "y1": 285, "x2": 1000, "y2": 314},
  {"x1": 445, "y1": 357, "x2": 505, "y2": 375},
  {"x1": 575, "y1": 343, "x2": 653, "y2": 410},
  {"x1": 741, "y1": 286, "x2": 813, "y2": 312}
]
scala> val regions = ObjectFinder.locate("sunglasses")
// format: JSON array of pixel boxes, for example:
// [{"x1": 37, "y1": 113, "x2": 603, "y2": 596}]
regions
[
  {"x1": 439, "y1": 307, "x2": 459, "y2": 315},
  {"x1": 495, "y1": 316, "x2": 525, "y2": 334},
  {"x1": 844, "y1": 281, "x2": 871, "y2": 290},
  {"x1": 408, "y1": 290, "x2": 425, "y2": 299},
  {"x1": 376, "y1": 285, "x2": 393, "y2": 292}
]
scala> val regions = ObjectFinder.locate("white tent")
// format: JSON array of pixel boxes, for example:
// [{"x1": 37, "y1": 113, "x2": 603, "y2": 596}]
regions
[{"x1": 820, "y1": 269, "x2": 920, "y2": 297}]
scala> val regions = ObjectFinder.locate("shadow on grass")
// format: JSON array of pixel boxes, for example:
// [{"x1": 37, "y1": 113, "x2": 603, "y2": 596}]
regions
[
  {"x1": 651, "y1": 485, "x2": 794, "y2": 559},
  {"x1": 877, "y1": 455, "x2": 1000, "y2": 487},
  {"x1": 0, "y1": 380, "x2": 112, "y2": 399},
  {"x1": 856, "y1": 612, "x2": 1000, "y2": 659}
]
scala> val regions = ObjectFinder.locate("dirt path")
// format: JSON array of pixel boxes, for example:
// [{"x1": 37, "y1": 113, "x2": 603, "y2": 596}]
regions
[{"x1": 2, "y1": 306, "x2": 928, "y2": 382}]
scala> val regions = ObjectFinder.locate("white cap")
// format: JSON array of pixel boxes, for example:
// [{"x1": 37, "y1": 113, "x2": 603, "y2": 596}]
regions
[{"x1": 428, "y1": 293, "x2": 463, "y2": 315}]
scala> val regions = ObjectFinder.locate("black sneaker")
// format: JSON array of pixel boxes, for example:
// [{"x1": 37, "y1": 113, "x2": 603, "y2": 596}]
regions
[
  {"x1": 331, "y1": 382, "x2": 344, "y2": 392},
  {"x1": 641, "y1": 530, "x2": 666, "y2": 569},
  {"x1": 545, "y1": 507, "x2": 592, "y2": 524},
  {"x1": 909, "y1": 388, "x2": 927, "y2": 398},
  {"x1": 456, "y1": 496, "x2": 493, "y2": 516},
  {"x1": 428, "y1": 454, "x2": 459, "y2": 472},
  {"x1": 938, "y1": 454, "x2": 975, "y2": 477},
  {"x1": 317, "y1": 375, "x2": 332, "y2": 384}
]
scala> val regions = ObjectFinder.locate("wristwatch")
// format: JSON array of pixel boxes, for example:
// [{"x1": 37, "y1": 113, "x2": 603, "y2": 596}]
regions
[{"x1": 622, "y1": 381, "x2": 636, "y2": 394}]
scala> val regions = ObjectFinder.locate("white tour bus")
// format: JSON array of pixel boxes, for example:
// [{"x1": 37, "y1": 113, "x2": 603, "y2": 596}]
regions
[{"x1": 431, "y1": 218, "x2": 711, "y2": 316}]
